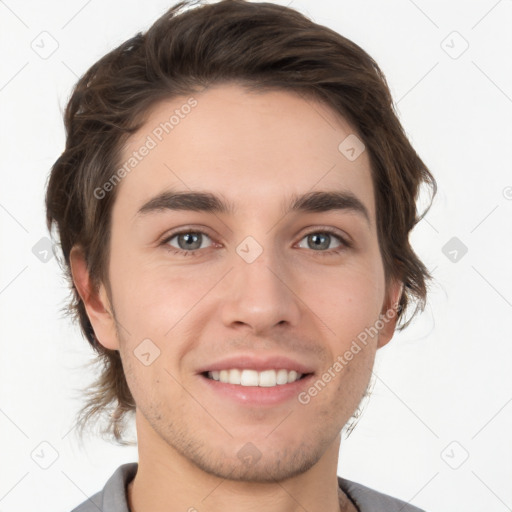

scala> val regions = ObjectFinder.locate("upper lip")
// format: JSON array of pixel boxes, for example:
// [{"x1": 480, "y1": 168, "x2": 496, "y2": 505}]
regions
[{"x1": 196, "y1": 354, "x2": 315, "y2": 375}]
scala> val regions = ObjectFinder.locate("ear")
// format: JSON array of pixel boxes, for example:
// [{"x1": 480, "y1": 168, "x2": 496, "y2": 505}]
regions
[
  {"x1": 69, "y1": 245, "x2": 120, "y2": 350},
  {"x1": 376, "y1": 278, "x2": 403, "y2": 349}
]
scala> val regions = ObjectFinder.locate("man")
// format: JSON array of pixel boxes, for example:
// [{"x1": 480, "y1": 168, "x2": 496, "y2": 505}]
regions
[{"x1": 46, "y1": 1, "x2": 436, "y2": 510}]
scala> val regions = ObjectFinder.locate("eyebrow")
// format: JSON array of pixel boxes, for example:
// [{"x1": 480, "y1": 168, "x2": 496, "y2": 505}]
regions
[{"x1": 134, "y1": 189, "x2": 370, "y2": 225}]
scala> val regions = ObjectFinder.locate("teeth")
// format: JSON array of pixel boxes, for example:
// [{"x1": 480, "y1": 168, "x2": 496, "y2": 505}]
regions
[
  {"x1": 258, "y1": 370, "x2": 276, "y2": 387},
  {"x1": 228, "y1": 368, "x2": 241, "y2": 384},
  {"x1": 207, "y1": 369, "x2": 304, "y2": 387},
  {"x1": 240, "y1": 369, "x2": 259, "y2": 386},
  {"x1": 276, "y1": 369, "x2": 289, "y2": 385}
]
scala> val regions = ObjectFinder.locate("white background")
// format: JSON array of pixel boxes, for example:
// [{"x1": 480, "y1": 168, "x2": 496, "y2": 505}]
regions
[{"x1": 1, "y1": 1, "x2": 511, "y2": 511}]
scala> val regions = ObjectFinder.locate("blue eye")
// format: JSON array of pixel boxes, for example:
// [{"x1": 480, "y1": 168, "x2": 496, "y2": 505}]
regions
[
  {"x1": 298, "y1": 232, "x2": 345, "y2": 252},
  {"x1": 163, "y1": 231, "x2": 213, "y2": 256},
  {"x1": 161, "y1": 228, "x2": 350, "y2": 257}
]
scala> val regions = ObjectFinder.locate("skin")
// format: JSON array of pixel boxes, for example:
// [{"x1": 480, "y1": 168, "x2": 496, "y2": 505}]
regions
[{"x1": 71, "y1": 83, "x2": 402, "y2": 512}]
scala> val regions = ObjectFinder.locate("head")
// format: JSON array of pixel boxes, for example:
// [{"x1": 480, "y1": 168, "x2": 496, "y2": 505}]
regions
[{"x1": 46, "y1": 0, "x2": 435, "y2": 477}]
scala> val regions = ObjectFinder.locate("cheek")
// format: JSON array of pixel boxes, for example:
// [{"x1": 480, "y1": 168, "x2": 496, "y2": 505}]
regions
[
  {"x1": 108, "y1": 260, "x2": 222, "y2": 382},
  {"x1": 308, "y1": 264, "x2": 385, "y2": 337},
  {"x1": 332, "y1": 348, "x2": 376, "y2": 420},
  {"x1": 109, "y1": 256, "x2": 206, "y2": 338},
  {"x1": 119, "y1": 349, "x2": 169, "y2": 418}
]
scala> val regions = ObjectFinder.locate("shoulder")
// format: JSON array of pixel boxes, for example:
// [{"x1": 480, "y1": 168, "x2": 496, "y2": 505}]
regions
[
  {"x1": 338, "y1": 476, "x2": 427, "y2": 512},
  {"x1": 70, "y1": 462, "x2": 138, "y2": 512}
]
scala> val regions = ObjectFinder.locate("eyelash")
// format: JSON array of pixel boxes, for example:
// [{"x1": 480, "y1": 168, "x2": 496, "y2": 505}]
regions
[{"x1": 160, "y1": 227, "x2": 352, "y2": 257}]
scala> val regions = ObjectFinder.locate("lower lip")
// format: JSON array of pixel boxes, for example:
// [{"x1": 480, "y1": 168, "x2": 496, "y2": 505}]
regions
[{"x1": 198, "y1": 373, "x2": 315, "y2": 406}]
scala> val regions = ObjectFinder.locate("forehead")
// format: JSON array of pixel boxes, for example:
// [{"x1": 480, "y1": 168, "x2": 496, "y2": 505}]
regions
[{"x1": 113, "y1": 83, "x2": 375, "y2": 224}]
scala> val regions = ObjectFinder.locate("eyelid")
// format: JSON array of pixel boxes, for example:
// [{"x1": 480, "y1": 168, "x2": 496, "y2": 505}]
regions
[
  {"x1": 295, "y1": 226, "x2": 352, "y2": 248},
  {"x1": 160, "y1": 225, "x2": 218, "y2": 250}
]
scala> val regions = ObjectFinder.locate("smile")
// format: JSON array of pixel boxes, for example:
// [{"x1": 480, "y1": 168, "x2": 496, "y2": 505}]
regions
[{"x1": 206, "y1": 369, "x2": 305, "y2": 387}]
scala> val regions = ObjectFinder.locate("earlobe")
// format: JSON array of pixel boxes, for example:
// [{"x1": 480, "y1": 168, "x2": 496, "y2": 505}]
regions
[
  {"x1": 69, "y1": 246, "x2": 120, "y2": 350},
  {"x1": 376, "y1": 279, "x2": 403, "y2": 349}
]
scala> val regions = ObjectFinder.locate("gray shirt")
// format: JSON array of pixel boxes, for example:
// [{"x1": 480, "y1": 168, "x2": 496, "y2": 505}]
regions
[{"x1": 71, "y1": 463, "x2": 426, "y2": 512}]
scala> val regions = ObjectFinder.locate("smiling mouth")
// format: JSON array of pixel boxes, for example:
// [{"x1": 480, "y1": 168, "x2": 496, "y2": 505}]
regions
[{"x1": 203, "y1": 368, "x2": 311, "y2": 387}]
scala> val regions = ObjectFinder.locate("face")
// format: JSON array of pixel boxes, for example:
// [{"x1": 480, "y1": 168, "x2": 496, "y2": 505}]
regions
[{"x1": 75, "y1": 83, "x2": 401, "y2": 482}]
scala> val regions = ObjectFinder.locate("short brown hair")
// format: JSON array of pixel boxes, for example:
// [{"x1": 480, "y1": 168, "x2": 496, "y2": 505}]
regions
[{"x1": 45, "y1": 0, "x2": 436, "y2": 444}]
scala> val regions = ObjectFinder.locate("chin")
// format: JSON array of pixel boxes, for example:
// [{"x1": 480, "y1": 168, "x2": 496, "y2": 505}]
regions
[{"x1": 193, "y1": 446, "x2": 322, "y2": 483}]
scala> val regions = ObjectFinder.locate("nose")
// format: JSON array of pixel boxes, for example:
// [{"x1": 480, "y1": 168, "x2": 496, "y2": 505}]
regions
[{"x1": 219, "y1": 243, "x2": 301, "y2": 334}]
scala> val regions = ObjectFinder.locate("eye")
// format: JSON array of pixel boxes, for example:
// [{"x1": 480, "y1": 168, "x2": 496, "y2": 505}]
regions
[
  {"x1": 160, "y1": 227, "x2": 350, "y2": 257},
  {"x1": 296, "y1": 230, "x2": 349, "y2": 254},
  {"x1": 163, "y1": 230, "x2": 213, "y2": 255}
]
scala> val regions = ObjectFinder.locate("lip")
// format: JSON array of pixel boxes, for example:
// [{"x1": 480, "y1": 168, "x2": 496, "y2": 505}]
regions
[
  {"x1": 195, "y1": 354, "x2": 316, "y2": 375},
  {"x1": 199, "y1": 372, "x2": 315, "y2": 406}
]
